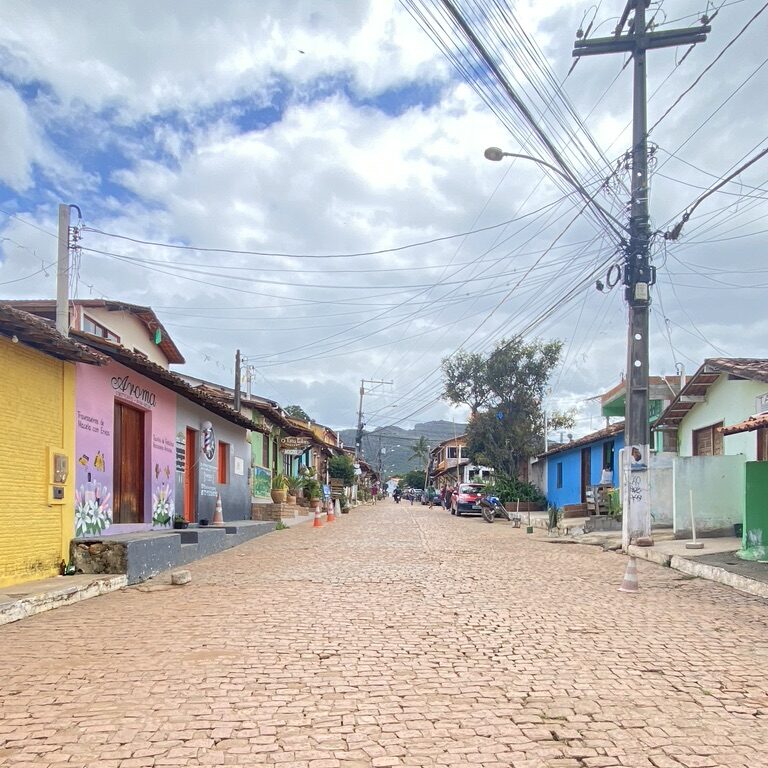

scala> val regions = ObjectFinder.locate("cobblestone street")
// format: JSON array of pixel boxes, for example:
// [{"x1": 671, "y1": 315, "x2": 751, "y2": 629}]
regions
[{"x1": 2, "y1": 502, "x2": 768, "y2": 768}]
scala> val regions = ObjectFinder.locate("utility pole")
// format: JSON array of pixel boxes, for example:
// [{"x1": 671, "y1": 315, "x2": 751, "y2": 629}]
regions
[
  {"x1": 56, "y1": 204, "x2": 71, "y2": 337},
  {"x1": 574, "y1": 1, "x2": 708, "y2": 546},
  {"x1": 354, "y1": 378, "x2": 393, "y2": 459},
  {"x1": 234, "y1": 349, "x2": 241, "y2": 412}
]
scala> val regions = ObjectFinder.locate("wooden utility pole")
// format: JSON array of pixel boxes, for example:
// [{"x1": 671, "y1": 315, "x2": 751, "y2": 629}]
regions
[{"x1": 573, "y1": 1, "x2": 708, "y2": 546}]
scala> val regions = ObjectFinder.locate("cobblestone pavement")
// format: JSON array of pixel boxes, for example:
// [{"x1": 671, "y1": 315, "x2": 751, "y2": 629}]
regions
[{"x1": 3, "y1": 503, "x2": 768, "y2": 768}]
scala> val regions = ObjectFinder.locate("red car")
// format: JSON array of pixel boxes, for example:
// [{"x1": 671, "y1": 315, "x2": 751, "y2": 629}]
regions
[{"x1": 451, "y1": 483, "x2": 485, "y2": 516}]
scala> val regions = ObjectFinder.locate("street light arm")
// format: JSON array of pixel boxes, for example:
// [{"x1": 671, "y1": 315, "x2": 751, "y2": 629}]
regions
[{"x1": 483, "y1": 147, "x2": 629, "y2": 238}]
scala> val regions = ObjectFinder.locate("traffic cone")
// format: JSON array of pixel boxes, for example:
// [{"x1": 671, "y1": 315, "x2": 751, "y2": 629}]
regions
[
  {"x1": 313, "y1": 504, "x2": 323, "y2": 528},
  {"x1": 212, "y1": 493, "x2": 224, "y2": 525},
  {"x1": 618, "y1": 556, "x2": 639, "y2": 593},
  {"x1": 326, "y1": 499, "x2": 336, "y2": 523}
]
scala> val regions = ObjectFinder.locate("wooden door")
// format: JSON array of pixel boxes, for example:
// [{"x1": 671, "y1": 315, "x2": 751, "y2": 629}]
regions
[
  {"x1": 758, "y1": 427, "x2": 768, "y2": 461},
  {"x1": 580, "y1": 447, "x2": 591, "y2": 503},
  {"x1": 184, "y1": 428, "x2": 198, "y2": 522},
  {"x1": 113, "y1": 402, "x2": 145, "y2": 524}
]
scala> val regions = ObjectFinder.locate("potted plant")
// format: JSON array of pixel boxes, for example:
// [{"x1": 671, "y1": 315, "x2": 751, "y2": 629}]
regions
[
  {"x1": 303, "y1": 478, "x2": 322, "y2": 509},
  {"x1": 271, "y1": 473, "x2": 289, "y2": 504},
  {"x1": 285, "y1": 475, "x2": 304, "y2": 505},
  {"x1": 172, "y1": 515, "x2": 188, "y2": 530}
]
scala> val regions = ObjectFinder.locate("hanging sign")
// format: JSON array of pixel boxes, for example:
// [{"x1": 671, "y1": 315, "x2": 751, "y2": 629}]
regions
[{"x1": 281, "y1": 436, "x2": 311, "y2": 456}]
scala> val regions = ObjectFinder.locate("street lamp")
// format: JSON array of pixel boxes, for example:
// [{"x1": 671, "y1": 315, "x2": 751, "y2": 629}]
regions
[
  {"x1": 483, "y1": 147, "x2": 628, "y2": 236},
  {"x1": 484, "y1": 144, "x2": 651, "y2": 547}
]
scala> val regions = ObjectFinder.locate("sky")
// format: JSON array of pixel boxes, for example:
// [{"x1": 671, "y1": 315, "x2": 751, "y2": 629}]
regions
[{"x1": 1, "y1": 0, "x2": 767, "y2": 437}]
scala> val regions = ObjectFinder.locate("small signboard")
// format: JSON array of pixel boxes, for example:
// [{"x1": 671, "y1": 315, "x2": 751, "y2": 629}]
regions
[
  {"x1": 234, "y1": 457, "x2": 244, "y2": 476},
  {"x1": 281, "y1": 435, "x2": 311, "y2": 456},
  {"x1": 175, "y1": 433, "x2": 186, "y2": 473},
  {"x1": 322, "y1": 484, "x2": 331, "y2": 501},
  {"x1": 756, "y1": 392, "x2": 768, "y2": 413}
]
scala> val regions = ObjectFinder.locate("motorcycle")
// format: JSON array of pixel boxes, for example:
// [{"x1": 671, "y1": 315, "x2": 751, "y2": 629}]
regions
[
  {"x1": 479, "y1": 494, "x2": 520, "y2": 525},
  {"x1": 393, "y1": 492, "x2": 401, "y2": 504}
]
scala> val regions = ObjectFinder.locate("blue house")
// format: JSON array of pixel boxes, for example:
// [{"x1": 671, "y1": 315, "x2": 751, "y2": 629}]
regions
[{"x1": 543, "y1": 422, "x2": 625, "y2": 509}]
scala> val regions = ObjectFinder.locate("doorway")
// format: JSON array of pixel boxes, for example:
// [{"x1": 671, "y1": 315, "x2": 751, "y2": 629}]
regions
[
  {"x1": 580, "y1": 446, "x2": 591, "y2": 503},
  {"x1": 184, "y1": 427, "x2": 198, "y2": 522},
  {"x1": 113, "y1": 401, "x2": 145, "y2": 524}
]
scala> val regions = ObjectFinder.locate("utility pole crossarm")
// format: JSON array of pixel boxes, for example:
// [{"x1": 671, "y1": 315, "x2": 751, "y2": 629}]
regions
[{"x1": 573, "y1": 26, "x2": 710, "y2": 56}]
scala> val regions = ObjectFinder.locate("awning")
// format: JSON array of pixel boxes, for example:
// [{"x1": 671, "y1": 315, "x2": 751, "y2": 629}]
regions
[{"x1": 723, "y1": 413, "x2": 768, "y2": 436}]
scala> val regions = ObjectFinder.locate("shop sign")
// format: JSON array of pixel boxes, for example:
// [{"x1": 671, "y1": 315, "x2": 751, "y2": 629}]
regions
[
  {"x1": 111, "y1": 374, "x2": 157, "y2": 408},
  {"x1": 281, "y1": 436, "x2": 311, "y2": 456}
]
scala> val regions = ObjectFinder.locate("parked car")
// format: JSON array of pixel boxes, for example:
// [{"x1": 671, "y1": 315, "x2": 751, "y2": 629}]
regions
[{"x1": 451, "y1": 483, "x2": 485, "y2": 516}]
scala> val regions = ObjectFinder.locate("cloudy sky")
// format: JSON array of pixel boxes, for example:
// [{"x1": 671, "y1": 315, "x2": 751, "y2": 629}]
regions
[{"x1": 1, "y1": 0, "x2": 767, "y2": 435}]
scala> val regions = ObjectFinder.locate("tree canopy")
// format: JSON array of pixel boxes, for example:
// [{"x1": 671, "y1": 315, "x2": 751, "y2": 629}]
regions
[
  {"x1": 284, "y1": 404, "x2": 311, "y2": 421},
  {"x1": 409, "y1": 435, "x2": 430, "y2": 469},
  {"x1": 441, "y1": 351, "x2": 492, "y2": 418},
  {"x1": 442, "y1": 337, "x2": 573, "y2": 476},
  {"x1": 400, "y1": 469, "x2": 427, "y2": 489}
]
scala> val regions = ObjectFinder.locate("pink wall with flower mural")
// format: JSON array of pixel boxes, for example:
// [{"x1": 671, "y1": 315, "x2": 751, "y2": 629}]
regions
[{"x1": 75, "y1": 359, "x2": 176, "y2": 536}]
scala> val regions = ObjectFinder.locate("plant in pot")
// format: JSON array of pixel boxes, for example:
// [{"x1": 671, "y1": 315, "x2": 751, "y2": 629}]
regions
[
  {"x1": 172, "y1": 515, "x2": 188, "y2": 530},
  {"x1": 271, "y1": 473, "x2": 289, "y2": 504},
  {"x1": 285, "y1": 474, "x2": 304, "y2": 504},
  {"x1": 303, "y1": 478, "x2": 322, "y2": 509}
]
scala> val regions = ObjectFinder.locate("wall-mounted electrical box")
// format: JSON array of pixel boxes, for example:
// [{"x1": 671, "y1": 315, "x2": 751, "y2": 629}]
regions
[{"x1": 49, "y1": 448, "x2": 70, "y2": 505}]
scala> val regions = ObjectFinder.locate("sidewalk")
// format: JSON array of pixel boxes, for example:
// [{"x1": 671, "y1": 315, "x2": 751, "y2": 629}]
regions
[
  {"x1": 538, "y1": 519, "x2": 768, "y2": 599},
  {"x1": 0, "y1": 573, "x2": 127, "y2": 627},
  {"x1": 627, "y1": 537, "x2": 768, "y2": 598}
]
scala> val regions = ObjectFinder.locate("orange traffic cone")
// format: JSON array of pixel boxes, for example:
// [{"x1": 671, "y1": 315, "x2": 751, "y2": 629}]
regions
[
  {"x1": 326, "y1": 499, "x2": 336, "y2": 523},
  {"x1": 212, "y1": 493, "x2": 224, "y2": 525},
  {"x1": 618, "y1": 556, "x2": 639, "y2": 593},
  {"x1": 313, "y1": 504, "x2": 323, "y2": 528}
]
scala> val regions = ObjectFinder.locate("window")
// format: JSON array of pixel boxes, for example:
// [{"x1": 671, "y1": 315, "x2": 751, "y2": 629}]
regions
[
  {"x1": 82, "y1": 315, "x2": 120, "y2": 343},
  {"x1": 272, "y1": 439, "x2": 279, "y2": 472},
  {"x1": 262, "y1": 434, "x2": 269, "y2": 468},
  {"x1": 663, "y1": 429, "x2": 678, "y2": 454},
  {"x1": 602, "y1": 440, "x2": 615, "y2": 471},
  {"x1": 447, "y1": 447, "x2": 458, "y2": 459},
  {"x1": 459, "y1": 446, "x2": 467, "y2": 459},
  {"x1": 217, "y1": 441, "x2": 230, "y2": 483},
  {"x1": 556, "y1": 462, "x2": 563, "y2": 489},
  {"x1": 693, "y1": 422, "x2": 724, "y2": 456}
]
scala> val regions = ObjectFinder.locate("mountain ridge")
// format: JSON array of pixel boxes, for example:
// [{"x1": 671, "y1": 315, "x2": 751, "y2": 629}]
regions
[{"x1": 337, "y1": 420, "x2": 468, "y2": 478}]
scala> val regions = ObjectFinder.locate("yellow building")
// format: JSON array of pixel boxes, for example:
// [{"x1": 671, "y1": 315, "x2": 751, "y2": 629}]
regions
[{"x1": 0, "y1": 305, "x2": 103, "y2": 588}]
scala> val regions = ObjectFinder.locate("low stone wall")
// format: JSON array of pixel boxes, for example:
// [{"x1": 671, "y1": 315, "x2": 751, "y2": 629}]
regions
[{"x1": 251, "y1": 503, "x2": 297, "y2": 522}]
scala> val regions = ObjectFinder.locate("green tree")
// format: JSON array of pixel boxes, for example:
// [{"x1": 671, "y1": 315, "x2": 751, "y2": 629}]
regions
[
  {"x1": 453, "y1": 337, "x2": 573, "y2": 477},
  {"x1": 441, "y1": 351, "x2": 491, "y2": 418},
  {"x1": 401, "y1": 469, "x2": 426, "y2": 489},
  {"x1": 409, "y1": 435, "x2": 430, "y2": 469},
  {"x1": 285, "y1": 404, "x2": 311, "y2": 421}
]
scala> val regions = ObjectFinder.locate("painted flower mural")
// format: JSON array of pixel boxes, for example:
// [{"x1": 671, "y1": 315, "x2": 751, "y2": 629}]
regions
[
  {"x1": 151, "y1": 482, "x2": 173, "y2": 527},
  {"x1": 75, "y1": 483, "x2": 113, "y2": 537}
]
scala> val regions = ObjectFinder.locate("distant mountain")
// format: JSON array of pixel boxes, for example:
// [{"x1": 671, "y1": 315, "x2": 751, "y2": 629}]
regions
[{"x1": 338, "y1": 420, "x2": 467, "y2": 478}]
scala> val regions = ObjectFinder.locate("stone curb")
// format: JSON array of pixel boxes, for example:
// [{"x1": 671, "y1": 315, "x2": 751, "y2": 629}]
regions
[
  {"x1": 627, "y1": 544, "x2": 672, "y2": 567},
  {"x1": 0, "y1": 575, "x2": 128, "y2": 627},
  {"x1": 669, "y1": 555, "x2": 768, "y2": 599}
]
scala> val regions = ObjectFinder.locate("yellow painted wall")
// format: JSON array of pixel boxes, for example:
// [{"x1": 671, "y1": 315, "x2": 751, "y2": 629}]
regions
[{"x1": 0, "y1": 337, "x2": 75, "y2": 588}]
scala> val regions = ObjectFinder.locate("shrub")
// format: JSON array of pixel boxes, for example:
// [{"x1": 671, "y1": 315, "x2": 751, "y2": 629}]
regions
[
  {"x1": 303, "y1": 478, "x2": 322, "y2": 500},
  {"x1": 328, "y1": 454, "x2": 355, "y2": 486},
  {"x1": 484, "y1": 472, "x2": 547, "y2": 507}
]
